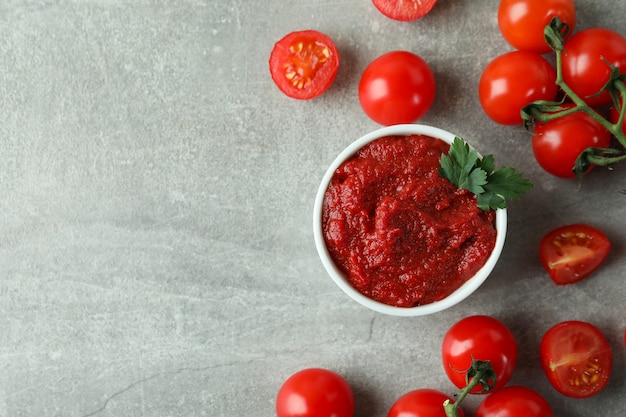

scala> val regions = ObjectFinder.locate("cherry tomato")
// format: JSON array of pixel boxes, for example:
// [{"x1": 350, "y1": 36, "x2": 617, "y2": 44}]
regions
[
  {"x1": 276, "y1": 368, "x2": 354, "y2": 417},
  {"x1": 532, "y1": 108, "x2": 611, "y2": 178},
  {"x1": 358, "y1": 50, "x2": 436, "y2": 126},
  {"x1": 539, "y1": 224, "x2": 611, "y2": 285},
  {"x1": 498, "y1": 0, "x2": 576, "y2": 54},
  {"x1": 562, "y1": 28, "x2": 626, "y2": 107},
  {"x1": 540, "y1": 321, "x2": 613, "y2": 398},
  {"x1": 269, "y1": 30, "x2": 340, "y2": 100},
  {"x1": 372, "y1": 0, "x2": 437, "y2": 21},
  {"x1": 387, "y1": 389, "x2": 464, "y2": 417},
  {"x1": 479, "y1": 51, "x2": 557, "y2": 125},
  {"x1": 475, "y1": 386, "x2": 554, "y2": 417},
  {"x1": 442, "y1": 315, "x2": 518, "y2": 394}
]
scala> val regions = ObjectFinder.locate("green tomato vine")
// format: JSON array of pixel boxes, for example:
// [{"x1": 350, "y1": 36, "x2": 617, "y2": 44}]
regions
[{"x1": 521, "y1": 17, "x2": 626, "y2": 181}]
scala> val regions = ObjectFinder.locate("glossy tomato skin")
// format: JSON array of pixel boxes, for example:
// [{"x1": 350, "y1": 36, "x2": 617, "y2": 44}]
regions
[
  {"x1": 372, "y1": 0, "x2": 437, "y2": 21},
  {"x1": 479, "y1": 51, "x2": 557, "y2": 125},
  {"x1": 498, "y1": 0, "x2": 576, "y2": 54},
  {"x1": 359, "y1": 51, "x2": 436, "y2": 126},
  {"x1": 442, "y1": 315, "x2": 518, "y2": 394},
  {"x1": 532, "y1": 109, "x2": 611, "y2": 178},
  {"x1": 540, "y1": 321, "x2": 613, "y2": 398},
  {"x1": 387, "y1": 389, "x2": 464, "y2": 417},
  {"x1": 475, "y1": 386, "x2": 554, "y2": 417},
  {"x1": 269, "y1": 30, "x2": 339, "y2": 100},
  {"x1": 276, "y1": 368, "x2": 354, "y2": 417},
  {"x1": 539, "y1": 224, "x2": 611, "y2": 285},
  {"x1": 562, "y1": 28, "x2": 626, "y2": 107}
]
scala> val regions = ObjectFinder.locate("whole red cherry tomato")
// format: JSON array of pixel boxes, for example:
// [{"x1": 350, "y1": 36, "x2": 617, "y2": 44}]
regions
[
  {"x1": 498, "y1": 0, "x2": 576, "y2": 54},
  {"x1": 276, "y1": 368, "x2": 354, "y2": 417},
  {"x1": 372, "y1": 0, "x2": 437, "y2": 21},
  {"x1": 539, "y1": 224, "x2": 611, "y2": 285},
  {"x1": 532, "y1": 108, "x2": 611, "y2": 178},
  {"x1": 442, "y1": 315, "x2": 518, "y2": 394},
  {"x1": 359, "y1": 50, "x2": 436, "y2": 126},
  {"x1": 540, "y1": 321, "x2": 613, "y2": 398},
  {"x1": 479, "y1": 51, "x2": 557, "y2": 125},
  {"x1": 562, "y1": 28, "x2": 626, "y2": 107},
  {"x1": 387, "y1": 389, "x2": 464, "y2": 417},
  {"x1": 475, "y1": 386, "x2": 554, "y2": 417},
  {"x1": 269, "y1": 30, "x2": 340, "y2": 100}
]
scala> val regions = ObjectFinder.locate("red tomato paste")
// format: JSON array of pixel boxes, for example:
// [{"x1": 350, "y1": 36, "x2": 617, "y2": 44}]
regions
[{"x1": 322, "y1": 134, "x2": 497, "y2": 307}]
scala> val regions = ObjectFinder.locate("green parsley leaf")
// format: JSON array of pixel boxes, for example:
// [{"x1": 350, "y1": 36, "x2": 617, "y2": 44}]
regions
[{"x1": 438, "y1": 137, "x2": 533, "y2": 211}]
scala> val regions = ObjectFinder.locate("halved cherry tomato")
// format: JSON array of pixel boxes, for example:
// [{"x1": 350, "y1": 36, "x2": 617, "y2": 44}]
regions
[
  {"x1": 497, "y1": 0, "x2": 576, "y2": 54},
  {"x1": 479, "y1": 51, "x2": 557, "y2": 125},
  {"x1": 475, "y1": 386, "x2": 554, "y2": 417},
  {"x1": 540, "y1": 321, "x2": 613, "y2": 398},
  {"x1": 276, "y1": 368, "x2": 354, "y2": 417},
  {"x1": 532, "y1": 107, "x2": 611, "y2": 178},
  {"x1": 388, "y1": 389, "x2": 464, "y2": 417},
  {"x1": 269, "y1": 30, "x2": 340, "y2": 100},
  {"x1": 358, "y1": 51, "x2": 436, "y2": 125},
  {"x1": 442, "y1": 315, "x2": 518, "y2": 394},
  {"x1": 372, "y1": 0, "x2": 437, "y2": 21},
  {"x1": 539, "y1": 224, "x2": 611, "y2": 285},
  {"x1": 562, "y1": 28, "x2": 626, "y2": 107}
]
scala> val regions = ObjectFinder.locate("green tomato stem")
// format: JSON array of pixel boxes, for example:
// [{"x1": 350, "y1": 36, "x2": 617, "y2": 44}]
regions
[{"x1": 442, "y1": 360, "x2": 496, "y2": 417}]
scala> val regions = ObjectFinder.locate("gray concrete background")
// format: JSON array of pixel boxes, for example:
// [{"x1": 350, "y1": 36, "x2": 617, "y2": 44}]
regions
[{"x1": 1, "y1": 1, "x2": 625, "y2": 416}]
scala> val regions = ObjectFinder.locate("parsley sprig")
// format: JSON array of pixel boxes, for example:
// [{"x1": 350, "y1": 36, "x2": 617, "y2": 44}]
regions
[{"x1": 438, "y1": 137, "x2": 533, "y2": 211}]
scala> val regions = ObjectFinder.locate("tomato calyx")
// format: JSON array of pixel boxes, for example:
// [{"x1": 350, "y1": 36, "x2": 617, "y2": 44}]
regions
[
  {"x1": 443, "y1": 358, "x2": 497, "y2": 417},
  {"x1": 522, "y1": 17, "x2": 626, "y2": 181}
]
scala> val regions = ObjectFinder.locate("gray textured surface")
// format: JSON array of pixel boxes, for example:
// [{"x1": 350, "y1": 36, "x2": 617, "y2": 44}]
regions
[{"x1": 1, "y1": 1, "x2": 625, "y2": 416}]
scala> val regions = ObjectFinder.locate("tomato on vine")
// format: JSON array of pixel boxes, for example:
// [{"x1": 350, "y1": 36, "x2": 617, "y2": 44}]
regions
[
  {"x1": 498, "y1": 0, "x2": 576, "y2": 54},
  {"x1": 540, "y1": 321, "x2": 613, "y2": 398},
  {"x1": 442, "y1": 316, "x2": 518, "y2": 394},
  {"x1": 479, "y1": 51, "x2": 557, "y2": 125},
  {"x1": 372, "y1": 0, "x2": 437, "y2": 21},
  {"x1": 276, "y1": 368, "x2": 354, "y2": 417},
  {"x1": 388, "y1": 389, "x2": 463, "y2": 417},
  {"x1": 269, "y1": 30, "x2": 340, "y2": 100},
  {"x1": 561, "y1": 28, "x2": 626, "y2": 107},
  {"x1": 532, "y1": 106, "x2": 612, "y2": 178},
  {"x1": 358, "y1": 50, "x2": 436, "y2": 125},
  {"x1": 475, "y1": 386, "x2": 554, "y2": 417}
]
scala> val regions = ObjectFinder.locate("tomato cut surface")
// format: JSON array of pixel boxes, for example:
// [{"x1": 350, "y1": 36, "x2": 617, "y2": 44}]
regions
[
  {"x1": 539, "y1": 224, "x2": 611, "y2": 285},
  {"x1": 372, "y1": 0, "x2": 437, "y2": 21},
  {"x1": 269, "y1": 30, "x2": 339, "y2": 100},
  {"x1": 540, "y1": 321, "x2": 612, "y2": 398}
]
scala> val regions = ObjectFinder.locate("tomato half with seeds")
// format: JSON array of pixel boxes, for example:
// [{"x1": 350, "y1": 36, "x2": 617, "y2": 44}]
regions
[
  {"x1": 540, "y1": 321, "x2": 612, "y2": 398},
  {"x1": 498, "y1": 0, "x2": 576, "y2": 54},
  {"x1": 269, "y1": 30, "x2": 340, "y2": 100},
  {"x1": 276, "y1": 368, "x2": 354, "y2": 417},
  {"x1": 539, "y1": 224, "x2": 611, "y2": 285},
  {"x1": 372, "y1": 0, "x2": 437, "y2": 21},
  {"x1": 479, "y1": 51, "x2": 557, "y2": 125}
]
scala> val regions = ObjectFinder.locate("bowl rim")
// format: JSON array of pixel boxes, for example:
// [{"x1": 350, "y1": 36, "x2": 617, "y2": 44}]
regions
[{"x1": 313, "y1": 124, "x2": 507, "y2": 317}]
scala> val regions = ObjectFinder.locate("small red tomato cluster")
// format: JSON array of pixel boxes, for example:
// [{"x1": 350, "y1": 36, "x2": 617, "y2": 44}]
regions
[
  {"x1": 276, "y1": 315, "x2": 614, "y2": 417},
  {"x1": 268, "y1": 1, "x2": 438, "y2": 125},
  {"x1": 482, "y1": 0, "x2": 626, "y2": 179}
]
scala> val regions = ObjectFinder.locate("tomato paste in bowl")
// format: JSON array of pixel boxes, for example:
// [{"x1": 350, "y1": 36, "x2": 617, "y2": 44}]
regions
[{"x1": 313, "y1": 124, "x2": 507, "y2": 316}]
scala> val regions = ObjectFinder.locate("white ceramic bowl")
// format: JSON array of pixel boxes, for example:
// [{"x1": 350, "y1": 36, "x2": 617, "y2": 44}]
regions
[{"x1": 313, "y1": 124, "x2": 507, "y2": 317}]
